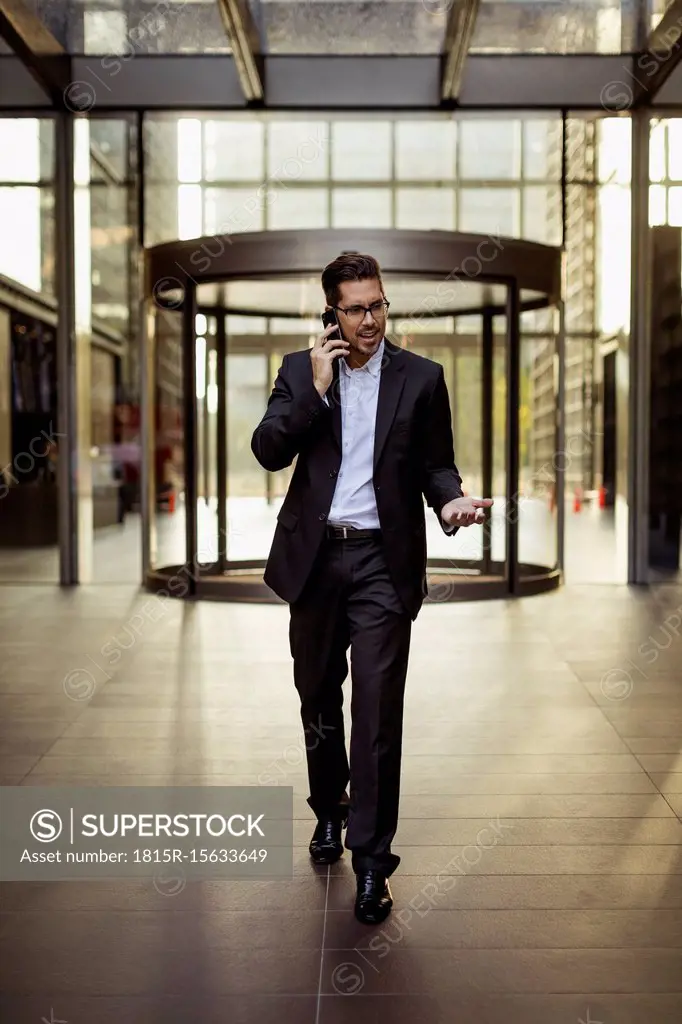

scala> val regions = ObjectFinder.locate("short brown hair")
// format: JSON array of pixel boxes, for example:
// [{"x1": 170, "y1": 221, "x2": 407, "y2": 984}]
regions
[{"x1": 321, "y1": 253, "x2": 384, "y2": 306}]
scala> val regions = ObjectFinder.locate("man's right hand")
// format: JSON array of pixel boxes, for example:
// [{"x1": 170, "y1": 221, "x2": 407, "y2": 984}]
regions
[{"x1": 311, "y1": 323, "x2": 350, "y2": 398}]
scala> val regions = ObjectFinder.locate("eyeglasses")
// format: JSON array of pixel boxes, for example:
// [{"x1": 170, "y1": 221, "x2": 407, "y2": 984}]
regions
[{"x1": 334, "y1": 300, "x2": 390, "y2": 322}]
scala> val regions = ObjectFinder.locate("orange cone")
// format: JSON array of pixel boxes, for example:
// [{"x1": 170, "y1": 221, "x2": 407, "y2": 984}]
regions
[{"x1": 573, "y1": 487, "x2": 582, "y2": 513}]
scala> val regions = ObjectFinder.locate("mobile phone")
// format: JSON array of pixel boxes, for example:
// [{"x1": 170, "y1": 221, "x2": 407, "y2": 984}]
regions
[{"x1": 321, "y1": 308, "x2": 341, "y2": 341}]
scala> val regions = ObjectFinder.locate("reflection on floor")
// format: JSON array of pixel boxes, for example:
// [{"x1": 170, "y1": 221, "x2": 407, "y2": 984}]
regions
[
  {"x1": 0, "y1": 495, "x2": 637, "y2": 585},
  {"x1": 0, "y1": 581, "x2": 681, "y2": 1021}
]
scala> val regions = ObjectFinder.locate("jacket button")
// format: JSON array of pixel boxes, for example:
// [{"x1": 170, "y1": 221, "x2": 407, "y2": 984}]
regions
[{"x1": 319, "y1": 513, "x2": 327, "y2": 521}]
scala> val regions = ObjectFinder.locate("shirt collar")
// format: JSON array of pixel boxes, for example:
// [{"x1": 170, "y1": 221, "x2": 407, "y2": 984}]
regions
[{"x1": 341, "y1": 338, "x2": 385, "y2": 378}]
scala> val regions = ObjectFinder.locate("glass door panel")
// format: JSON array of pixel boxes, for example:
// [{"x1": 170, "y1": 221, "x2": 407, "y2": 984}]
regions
[
  {"x1": 225, "y1": 350, "x2": 270, "y2": 562},
  {"x1": 267, "y1": 348, "x2": 296, "y2": 502},
  {"x1": 417, "y1": 321, "x2": 507, "y2": 582},
  {"x1": 490, "y1": 317, "x2": 508, "y2": 572},
  {"x1": 421, "y1": 343, "x2": 465, "y2": 564},
  {"x1": 147, "y1": 302, "x2": 186, "y2": 571},
  {"x1": 196, "y1": 320, "x2": 219, "y2": 565},
  {"x1": 518, "y1": 328, "x2": 559, "y2": 575}
]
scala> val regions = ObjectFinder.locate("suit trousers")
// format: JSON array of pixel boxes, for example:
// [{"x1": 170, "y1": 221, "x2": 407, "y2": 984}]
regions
[{"x1": 289, "y1": 532, "x2": 412, "y2": 877}]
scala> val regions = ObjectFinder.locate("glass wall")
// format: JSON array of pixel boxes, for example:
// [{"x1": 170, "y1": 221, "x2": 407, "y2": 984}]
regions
[
  {"x1": 142, "y1": 112, "x2": 563, "y2": 586},
  {"x1": 89, "y1": 119, "x2": 137, "y2": 338},
  {"x1": 561, "y1": 114, "x2": 679, "y2": 587},
  {"x1": 649, "y1": 118, "x2": 682, "y2": 229},
  {"x1": 1, "y1": 105, "x2": 668, "y2": 592},
  {"x1": 138, "y1": 110, "x2": 682, "y2": 592},
  {"x1": 144, "y1": 113, "x2": 563, "y2": 246},
  {"x1": 0, "y1": 118, "x2": 59, "y2": 582},
  {"x1": 143, "y1": 295, "x2": 186, "y2": 577},
  {"x1": 0, "y1": 118, "x2": 55, "y2": 296},
  {"x1": 595, "y1": 116, "x2": 631, "y2": 585},
  {"x1": 73, "y1": 116, "x2": 141, "y2": 583},
  {"x1": 0, "y1": 114, "x2": 141, "y2": 584},
  {"x1": 226, "y1": 342, "x2": 277, "y2": 562},
  {"x1": 559, "y1": 115, "x2": 632, "y2": 585},
  {"x1": 647, "y1": 117, "x2": 682, "y2": 582},
  {"x1": 517, "y1": 318, "x2": 560, "y2": 576}
]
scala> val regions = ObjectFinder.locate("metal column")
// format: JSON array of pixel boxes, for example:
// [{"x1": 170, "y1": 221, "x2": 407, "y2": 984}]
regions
[
  {"x1": 202, "y1": 334, "x2": 210, "y2": 505},
  {"x1": 182, "y1": 283, "x2": 198, "y2": 595},
  {"x1": 55, "y1": 110, "x2": 78, "y2": 585},
  {"x1": 265, "y1": 348, "x2": 274, "y2": 506},
  {"x1": 628, "y1": 109, "x2": 651, "y2": 584},
  {"x1": 216, "y1": 314, "x2": 228, "y2": 573},
  {"x1": 505, "y1": 283, "x2": 521, "y2": 595},
  {"x1": 140, "y1": 299, "x2": 155, "y2": 581},
  {"x1": 556, "y1": 297, "x2": 566, "y2": 575},
  {"x1": 481, "y1": 310, "x2": 494, "y2": 576}
]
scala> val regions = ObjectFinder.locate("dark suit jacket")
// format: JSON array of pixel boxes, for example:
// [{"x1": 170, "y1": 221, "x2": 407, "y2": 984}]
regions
[{"x1": 251, "y1": 338, "x2": 464, "y2": 619}]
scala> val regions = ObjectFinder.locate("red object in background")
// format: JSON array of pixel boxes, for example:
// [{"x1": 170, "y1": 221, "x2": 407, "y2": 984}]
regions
[
  {"x1": 598, "y1": 485, "x2": 606, "y2": 509},
  {"x1": 573, "y1": 487, "x2": 582, "y2": 513}
]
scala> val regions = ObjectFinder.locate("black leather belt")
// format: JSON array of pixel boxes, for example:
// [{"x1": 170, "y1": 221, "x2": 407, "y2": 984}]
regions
[{"x1": 326, "y1": 524, "x2": 381, "y2": 541}]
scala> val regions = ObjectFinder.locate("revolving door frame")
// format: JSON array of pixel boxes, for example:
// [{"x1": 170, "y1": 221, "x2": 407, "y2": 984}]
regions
[{"x1": 142, "y1": 228, "x2": 564, "y2": 602}]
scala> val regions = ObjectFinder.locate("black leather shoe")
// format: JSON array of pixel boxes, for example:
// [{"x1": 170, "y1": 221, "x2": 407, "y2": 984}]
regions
[
  {"x1": 354, "y1": 870, "x2": 393, "y2": 924},
  {"x1": 309, "y1": 815, "x2": 347, "y2": 865}
]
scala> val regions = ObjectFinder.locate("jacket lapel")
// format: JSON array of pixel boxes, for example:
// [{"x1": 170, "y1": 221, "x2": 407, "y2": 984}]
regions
[
  {"x1": 330, "y1": 355, "x2": 342, "y2": 452},
  {"x1": 373, "y1": 339, "x2": 406, "y2": 470}
]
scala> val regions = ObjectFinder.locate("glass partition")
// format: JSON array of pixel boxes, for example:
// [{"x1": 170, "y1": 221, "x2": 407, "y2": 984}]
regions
[
  {"x1": 0, "y1": 117, "x2": 55, "y2": 296},
  {"x1": 226, "y1": 348, "x2": 271, "y2": 562},
  {"x1": 143, "y1": 112, "x2": 563, "y2": 248},
  {"x1": 0, "y1": 117, "x2": 58, "y2": 583},
  {"x1": 144, "y1": 302, "x2": 186, "y2": 576},
  {"x1": 518, "y1": 326, "x2": 561, "y2": 577},
  {"x1": 647, "y1": 117, "x2": 682, "y2": 583},
  {"x1": 196, "y1": 316, "x2": 220, "y2": 568},
  {"x1": 87, "y1": 117, "x2": 141, "y2": 583}
]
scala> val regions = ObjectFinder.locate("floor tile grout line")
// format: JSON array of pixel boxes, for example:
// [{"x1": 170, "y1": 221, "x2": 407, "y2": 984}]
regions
[
  {"x1": 617, "y1": 737, "x2": 682, "y2": 818},
  {"x1": 315, "y1": 865, "x2": 331, "y2": 1024}
]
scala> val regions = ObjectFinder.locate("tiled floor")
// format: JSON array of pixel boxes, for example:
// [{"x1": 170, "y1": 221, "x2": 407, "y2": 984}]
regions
[{"x1": 1, "y1": 581, "x2": 681, "y2": 1022}]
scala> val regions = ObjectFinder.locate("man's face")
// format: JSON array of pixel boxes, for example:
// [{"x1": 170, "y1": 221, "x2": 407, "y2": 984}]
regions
[{"x1": 332, "y1": 277, "x2": 387, "y2": 359}]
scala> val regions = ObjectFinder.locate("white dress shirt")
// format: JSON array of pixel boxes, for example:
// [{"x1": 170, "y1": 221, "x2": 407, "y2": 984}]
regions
[
  {"x1": 322, "y1": 339, "x2": 457, "y2": 532},
  {"x1": 325, "y1": 339, "x2": 383, "y2": 529}
]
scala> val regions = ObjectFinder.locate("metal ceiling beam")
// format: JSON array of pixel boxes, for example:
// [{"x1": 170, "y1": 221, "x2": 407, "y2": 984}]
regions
[
  {"x1": 8, "y1": 53, "x2": 679, "y2": 112},
  {"x1": 633, "y1": 0, "x2": 682, "y2": 105},
  {"x1": 442, "y1": 0, "x2": 481, "y2": 102},
  {"x1": 0, "y1": 0, "x2": 71, "y2": 105},
  {"x1": 216, "y1": 0, "x2": 264, "y2": 103}
]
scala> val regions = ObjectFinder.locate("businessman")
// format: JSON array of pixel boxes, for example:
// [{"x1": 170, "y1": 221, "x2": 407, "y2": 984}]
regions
[{"x1": 251, "y1": 253, "x2": 492, "y2": 924}]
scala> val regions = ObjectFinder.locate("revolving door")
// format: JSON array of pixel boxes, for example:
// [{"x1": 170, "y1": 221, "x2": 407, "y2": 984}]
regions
[{"x1": 142, "y1": 228, "x2": 563, "y2": 601}]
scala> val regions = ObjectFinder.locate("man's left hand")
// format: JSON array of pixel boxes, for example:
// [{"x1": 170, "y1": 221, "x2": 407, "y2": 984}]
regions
[{"x1": 441, "y1": 496, "x2": 494, "y2": 528}]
